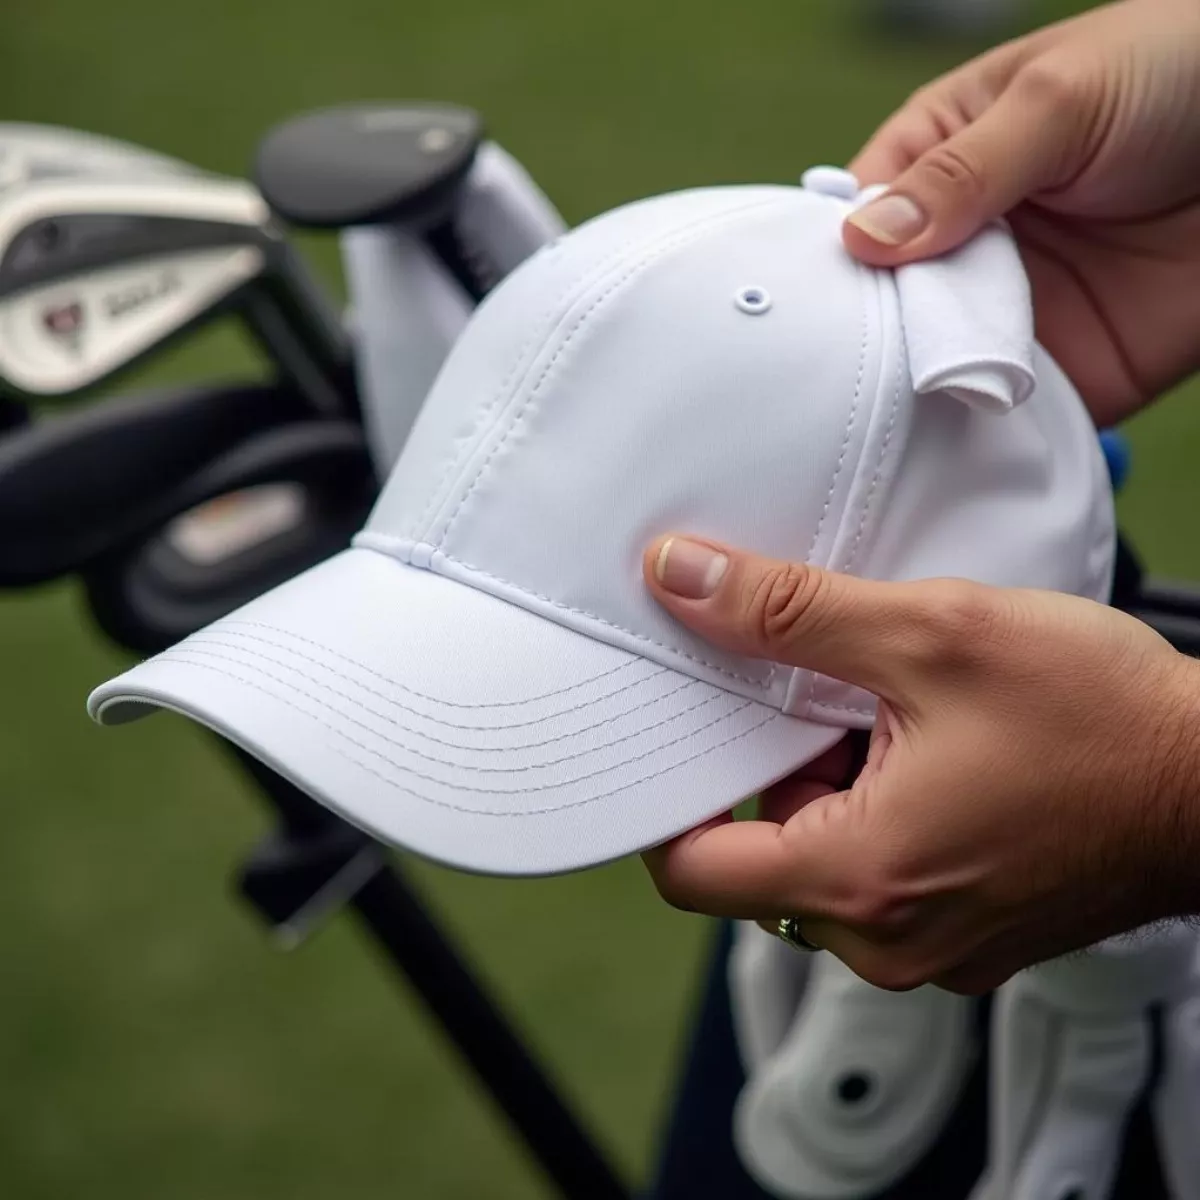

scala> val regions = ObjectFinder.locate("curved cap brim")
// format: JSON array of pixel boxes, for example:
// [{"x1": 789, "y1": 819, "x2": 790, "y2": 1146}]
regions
[{"x1": 88, "y1": 547, "x2": 842, "y2": 876}]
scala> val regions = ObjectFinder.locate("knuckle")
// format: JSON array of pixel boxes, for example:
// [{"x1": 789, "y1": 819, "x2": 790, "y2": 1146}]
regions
[
  {"x1": 837, "y1": 853, "x2": 921, "y2": 936},
  {"x1": 906, "y1": 579, "x2": 1006, "y2": 667},
  {"x1": 743, "y1": 562, "x2": 828, "y2": 655},
  {"x1": 915, "y1": 143, "x2": 988, "y2": 204},
  {"x1": 842, "y1": 878, "x2": 917, "y2": 937},
  {"x1": 932, "y1": 578, "x2": 996, "y2": 637},
  {"x1": 1015, "y1": 59, "x2": 1088, "y2": 114}
]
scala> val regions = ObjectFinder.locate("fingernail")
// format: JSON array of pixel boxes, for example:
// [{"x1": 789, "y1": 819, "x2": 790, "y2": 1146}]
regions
[
  {"x1": 847, "y1": 193, "x2": 928, "y2": 246},
  {"x1": 655, "y1": 537, "x2": 728, "y2": 599}
]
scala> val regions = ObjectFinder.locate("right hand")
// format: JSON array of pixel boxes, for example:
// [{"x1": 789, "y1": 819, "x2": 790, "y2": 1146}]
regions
[
  {"x1": 640, "y1": 535, "x2": 1200, "y2": 993},
  {"x1": 842, "y1": 0, "x2": 1200, "y2": 428}
]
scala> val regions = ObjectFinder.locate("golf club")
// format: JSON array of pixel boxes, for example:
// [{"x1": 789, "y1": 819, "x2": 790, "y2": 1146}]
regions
[
  {"x1": 0, "y1": 173, "x2": 354, "y2": 415},
  {"x1": 256, "y1": 102, "x2": 567, "y2": 472},
  {"x1": 0, "y1": 120, "x2": 204, "y2": 192}
]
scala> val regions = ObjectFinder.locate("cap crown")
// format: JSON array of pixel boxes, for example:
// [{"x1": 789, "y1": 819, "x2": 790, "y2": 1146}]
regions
[{"x1": 358, "y1": 183, "x2": 1112, "y2": 723}]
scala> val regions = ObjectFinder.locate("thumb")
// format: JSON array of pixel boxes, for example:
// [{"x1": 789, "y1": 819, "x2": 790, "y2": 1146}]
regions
[
  {"x1": 644, "y1": 535, "x2": 948, "y2": 703},
  {"x1": 843, "y1": 64, "x2": 1087, "y2": 266}
]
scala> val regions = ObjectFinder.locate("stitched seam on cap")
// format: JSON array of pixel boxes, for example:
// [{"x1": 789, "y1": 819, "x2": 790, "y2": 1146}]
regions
[
  {"x1": 195, "y1": 626, "x2": 683, "y2": 732},
  {"x1": 430, "y1": 197, "x2": 790, "y2": 546},
  {"x1": 807, "y1": 272, "x2": 901, "y2": 719},
  {"x1": 804, "y1": 278, "x2": 867, "y2": 562},
  {"x1": 800, "y1": 261, "x2": 869, "y2": 718},
  {"x1": 843, "y1": 300, "x2": 903, "y2": 574},
  {"x1": 335, "y1": 709, "x2": 780, "y2": 815},
  {"x1": 161, "y1": 643, "x2": 729, "y2": 770},
  {"x1": 356, "y1": 526, "x2": 776, "y2": 689},
  {"x1": 405, "y1": 240, "x2": 600, "y2": 540},
  {"x1": 412, "y1": 197, "x2": 780, "y2": 543},
  {"x1": 151, "y1": 651, "x2": 777, "y2": 808},
  {"x1": 408, "y1": 232, "x2": 657, "y2": 539},
  {"x1": 219, "y1": 618, "x2": 646, "y2": 709},
  {"x1": 434, "y1": 548, "x2": 776, "y2": 689}
]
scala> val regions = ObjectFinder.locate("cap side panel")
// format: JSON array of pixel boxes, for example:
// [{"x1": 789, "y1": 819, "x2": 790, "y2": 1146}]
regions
[
  {"x1": 348, "y1": 536, "x2": 784, "y2": 695},
  {"x1": 363, "y1": 186, "x2": 797, "y2": 548},
  {"x1": 416, "y1": 193, "x2": 880, "y2": 704},
  {"x1": 401, "y1": 231, "x2": 667, "y2": 541},
  {"x1": 421, "y1": 196, "x2": 794, "y2": 548}
]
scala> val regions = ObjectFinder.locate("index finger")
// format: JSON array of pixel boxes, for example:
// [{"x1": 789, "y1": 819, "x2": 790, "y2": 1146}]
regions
[
  {"x1": 642, "y1": 795, "x2": 859, "y2": 921},
  {"x1": 849, "y1": 103, "x2": 946, "y2": 187},
  {"x1": 848, "y1": 40, "x2": 1025, "y2": 185}
]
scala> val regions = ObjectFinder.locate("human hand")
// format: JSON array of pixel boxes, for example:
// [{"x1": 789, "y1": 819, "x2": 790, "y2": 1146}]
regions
[
  {"x1": 639, "y1": 535, "x2": 1200, "y2": 995},
  {"x1": 843, "y1": 0, "x2": 1200, "y2": 427}
]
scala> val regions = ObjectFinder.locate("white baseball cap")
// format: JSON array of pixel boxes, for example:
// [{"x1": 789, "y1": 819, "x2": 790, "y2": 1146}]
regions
[{"x1": 88, "y1": 168, "x2": 1115, "y2": 877}]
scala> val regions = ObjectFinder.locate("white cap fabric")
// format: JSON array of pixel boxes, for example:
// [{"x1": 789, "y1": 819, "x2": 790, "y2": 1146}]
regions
[{"x1": 88, "y1": 168, "x2": 1115, "y2": 877}]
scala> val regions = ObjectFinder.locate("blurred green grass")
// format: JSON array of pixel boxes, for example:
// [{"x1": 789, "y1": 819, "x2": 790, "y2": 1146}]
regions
[{"x1": 1, "y1": 2, "x2": 1195, "y2": 1197}]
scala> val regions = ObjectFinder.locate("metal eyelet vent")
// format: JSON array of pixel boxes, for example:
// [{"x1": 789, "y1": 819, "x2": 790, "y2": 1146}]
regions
[{"x1": 734, "y1": 286, "x2": 771, "y2": 315}]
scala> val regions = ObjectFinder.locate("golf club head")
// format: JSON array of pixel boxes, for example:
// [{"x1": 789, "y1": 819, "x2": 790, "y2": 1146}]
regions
[
  {"x1": 254, "y1": 103, "x2": 484, "y2": 232},
  {"x1": 0, "y1": 173, "x2": 353, "y2": 414},
  {"x1": 81, "y1": 420, "x2": 375, "y2": 654},
  {"x1": 255, "y1": 103, "x2": 564, "y2": 301},
  {"x1": 0, "y1": 121, "x2": 205, "y2": 194},
  {"x1": 0, "y1": 380, "x2": 322, "y2": 585}
]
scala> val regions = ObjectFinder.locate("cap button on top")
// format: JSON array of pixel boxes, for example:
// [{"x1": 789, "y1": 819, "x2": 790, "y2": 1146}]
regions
[{"x1": 800, "y1": 166, "x2": 860, "y2": 200}]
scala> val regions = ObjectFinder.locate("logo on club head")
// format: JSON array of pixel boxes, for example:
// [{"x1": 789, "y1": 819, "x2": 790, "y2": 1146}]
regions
[
  {"x1": 103, "y1": 270, "x2": 182, "y2": 320},
  {"x1": 41, "y1": 300, "x2": 85, "y2": 353}
]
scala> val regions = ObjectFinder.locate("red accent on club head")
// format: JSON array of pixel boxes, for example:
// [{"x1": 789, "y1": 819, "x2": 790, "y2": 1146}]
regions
[{"x1": 42, "y1": 301, "x2": 84, "y2": 336}]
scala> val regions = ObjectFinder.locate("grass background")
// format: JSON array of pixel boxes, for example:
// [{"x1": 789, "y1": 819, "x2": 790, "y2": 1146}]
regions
[{"x1": 2, "y1": 1, "x2": 1197, "y2": 1197}]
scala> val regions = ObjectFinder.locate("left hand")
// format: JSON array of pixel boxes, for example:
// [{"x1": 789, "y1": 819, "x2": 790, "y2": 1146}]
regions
[
  {"x1": 841, "y1": 0, "x2": 1200, "y2": 429},
  {"x1": 639, "y1": 535, "x2": 1200, "y2": 995}
]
